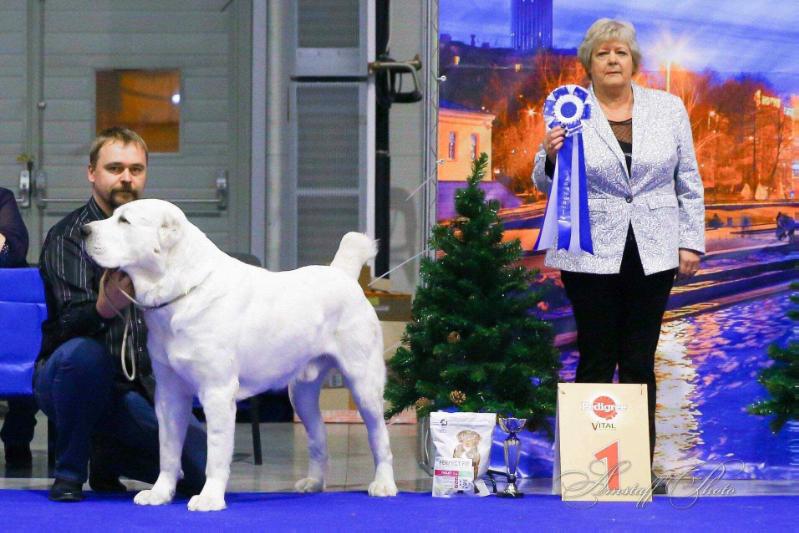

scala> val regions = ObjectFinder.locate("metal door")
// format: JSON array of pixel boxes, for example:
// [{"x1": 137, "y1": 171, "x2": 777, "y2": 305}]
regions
[{"x1": 2, "y1": 0, "x2": 251, "y2": 263}]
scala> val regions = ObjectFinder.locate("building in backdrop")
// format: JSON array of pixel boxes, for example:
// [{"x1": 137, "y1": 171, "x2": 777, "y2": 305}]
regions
[
  {"x1": 437, "y1": 101, "x2": 494, "y2": 181},
  {"x1": 511, "y1": 0, "x2": 553, "y2": 51}
]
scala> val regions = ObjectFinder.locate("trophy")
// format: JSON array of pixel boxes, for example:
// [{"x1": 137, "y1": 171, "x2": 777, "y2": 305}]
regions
[{"x1": 497, "y1": 417, "x2": 527, "y2": 498}]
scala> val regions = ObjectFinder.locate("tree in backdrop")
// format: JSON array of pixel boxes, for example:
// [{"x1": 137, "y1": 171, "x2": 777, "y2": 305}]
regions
[
  {"x1": 384, "y1": 153, "x2": 560, "y2": 428},
  {"x1": 749, "y1": 284, "x2": 799, "y2": 432},
  {"x1": 439, "y1": 36, "x2": 793, "y2": 202}
]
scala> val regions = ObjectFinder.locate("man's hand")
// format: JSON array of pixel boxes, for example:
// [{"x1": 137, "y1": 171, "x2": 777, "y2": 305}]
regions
[
  {"x1": 677, "y1": 249, "x2": 701, "y2": 280},
  {"x1": 96, "y1": 269, "x2": 135, "y2": 319},
  {"x1": 0, "y1": 232, "x2": 6, "y2": 250}
]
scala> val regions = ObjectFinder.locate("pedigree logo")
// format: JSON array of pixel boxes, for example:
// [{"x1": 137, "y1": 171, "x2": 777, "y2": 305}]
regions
[
  {"x1": 592, "y1": 396, "x2": 618, "y2": 420},
  {"x1": 580, "y1": 394, "x2": 628, "y2": 429}
]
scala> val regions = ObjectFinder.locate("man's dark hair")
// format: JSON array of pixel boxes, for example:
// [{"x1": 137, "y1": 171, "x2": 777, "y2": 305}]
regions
[{"x1": 89, "y1": 127, "x2": 149, "y2": 169}]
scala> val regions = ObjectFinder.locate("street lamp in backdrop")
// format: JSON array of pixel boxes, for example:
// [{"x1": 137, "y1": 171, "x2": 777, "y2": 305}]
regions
[{"x1": 653, "y1": 33, "x2": 693, "y2": 93}]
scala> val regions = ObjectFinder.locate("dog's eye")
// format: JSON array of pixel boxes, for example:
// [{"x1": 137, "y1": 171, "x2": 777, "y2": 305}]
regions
[{"x1": 119, "y1": 216, "x2": 130, "y2": 224}]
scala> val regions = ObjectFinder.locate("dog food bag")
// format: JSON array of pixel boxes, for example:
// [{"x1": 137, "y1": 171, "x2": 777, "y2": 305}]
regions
[{"x1": 430, "y1": 411, "x2": 496, "y2": 497}]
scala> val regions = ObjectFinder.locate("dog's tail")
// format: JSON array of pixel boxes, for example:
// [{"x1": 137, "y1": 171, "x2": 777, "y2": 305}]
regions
[{"x1": 330, "y1": 232, "x2": 378, "y2": 280}]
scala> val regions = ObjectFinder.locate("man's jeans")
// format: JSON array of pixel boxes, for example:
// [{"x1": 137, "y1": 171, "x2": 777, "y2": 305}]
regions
[{"x1": 34, "y1": 337, "x2": 207, "y2": 494}]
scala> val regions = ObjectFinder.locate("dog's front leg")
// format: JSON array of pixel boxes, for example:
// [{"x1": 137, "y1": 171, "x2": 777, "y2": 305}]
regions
[
  {"x1": 134, "y1": 362, "x2": 192, "y2": 506},
  {"x1": 188, "y1": 381, "x2": 238, "y2": 511}
]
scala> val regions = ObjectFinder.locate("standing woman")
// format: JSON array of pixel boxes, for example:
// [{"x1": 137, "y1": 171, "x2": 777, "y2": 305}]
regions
[
  {"x1": 0, "y1": 186, "x2": 38, "y2": 469},
  {"x1": 532, "y1": 19, "x2": 705, "y2": 479}
]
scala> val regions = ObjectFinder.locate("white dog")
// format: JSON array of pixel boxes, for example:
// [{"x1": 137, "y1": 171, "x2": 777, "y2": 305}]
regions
[{"x1": 82, "y1": 199, "x2": 397, "y2": 511}]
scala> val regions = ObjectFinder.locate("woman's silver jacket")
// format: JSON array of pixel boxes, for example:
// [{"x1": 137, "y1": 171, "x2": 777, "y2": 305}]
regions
[{"x1": 532, "y1": 83, "x2": 705, "y2": 275}]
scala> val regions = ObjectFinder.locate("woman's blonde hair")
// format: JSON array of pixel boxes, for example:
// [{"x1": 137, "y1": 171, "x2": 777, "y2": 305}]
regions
[{"x1": 577, "y1": 18, "x2": 641, "y2": 77}]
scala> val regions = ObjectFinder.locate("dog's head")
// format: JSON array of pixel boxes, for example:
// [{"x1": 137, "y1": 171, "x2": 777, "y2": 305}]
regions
[
  {"x1": 455, "y1": 429, "x2": 481, "y2": 451},
  {"x1": 82, "y1": 198, "x2": 187, "y2": 273}
]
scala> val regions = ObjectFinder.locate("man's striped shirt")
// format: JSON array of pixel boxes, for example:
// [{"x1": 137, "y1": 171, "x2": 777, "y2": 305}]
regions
[{"x1": 37, "y1": 197, "x2": 152, "y2": 395}]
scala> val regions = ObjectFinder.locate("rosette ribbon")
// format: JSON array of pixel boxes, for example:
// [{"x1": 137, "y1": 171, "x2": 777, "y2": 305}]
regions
[{"x1": 534, "y1": 85, "x2": 593, "y2": 254}]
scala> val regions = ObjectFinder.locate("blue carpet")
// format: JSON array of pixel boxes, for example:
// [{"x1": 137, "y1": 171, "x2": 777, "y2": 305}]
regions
[{"x1": 0, "y1": 490, "x2": 795, "y2": 532}]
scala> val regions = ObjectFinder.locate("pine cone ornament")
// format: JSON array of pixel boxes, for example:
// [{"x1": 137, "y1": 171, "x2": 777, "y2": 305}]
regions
[
  {"x1": 449, "y1": 390, "x2": 466, "y2": 405},
  {"x1": 415, "y1": 397, "x2": 432, "y2": 410}
]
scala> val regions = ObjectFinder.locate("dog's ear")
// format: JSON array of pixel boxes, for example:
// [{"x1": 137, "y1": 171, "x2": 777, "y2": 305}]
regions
[{"x1": 158, "y1": 211, "x2": 183, "y2": 250}]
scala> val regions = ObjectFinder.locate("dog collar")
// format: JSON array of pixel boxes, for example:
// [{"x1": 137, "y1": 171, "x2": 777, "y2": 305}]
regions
[{"x1": 112, "y1": 270, "x2": 213, "y2": 311}]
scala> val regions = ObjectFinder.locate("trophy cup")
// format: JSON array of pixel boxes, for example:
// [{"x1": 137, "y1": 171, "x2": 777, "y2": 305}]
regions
[{"x1": 497, "y1": 417, "x2": 527, "y2": 498}]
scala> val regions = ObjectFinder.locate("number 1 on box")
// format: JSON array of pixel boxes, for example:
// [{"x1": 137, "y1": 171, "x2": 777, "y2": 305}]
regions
[{"x1": 594, "y1": 441, "x2": 620, "y2": 490}]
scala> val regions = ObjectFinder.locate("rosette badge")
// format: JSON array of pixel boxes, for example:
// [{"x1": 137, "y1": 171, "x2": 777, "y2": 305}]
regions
[{"x1": 534, "y1": 85, "x2": 594, "y2": 254}]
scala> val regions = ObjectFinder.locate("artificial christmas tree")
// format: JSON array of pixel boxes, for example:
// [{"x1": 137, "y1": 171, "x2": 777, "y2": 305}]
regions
[
  {"x1": 385, "y1": 153, "x2": 560, "y2": 430},
  {"x1": 749, "y1": 284, "x2": 799, "y2": 432}
]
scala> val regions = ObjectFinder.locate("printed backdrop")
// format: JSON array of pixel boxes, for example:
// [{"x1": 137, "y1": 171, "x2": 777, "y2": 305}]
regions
[{"x1": 439, "y1": 0, "x2": 799, "y2": 479}]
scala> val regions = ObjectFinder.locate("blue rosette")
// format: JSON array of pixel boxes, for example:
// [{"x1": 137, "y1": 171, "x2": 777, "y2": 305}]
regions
[{"x1": 534, "y1": 85, "x2": 594, "y2": 255}]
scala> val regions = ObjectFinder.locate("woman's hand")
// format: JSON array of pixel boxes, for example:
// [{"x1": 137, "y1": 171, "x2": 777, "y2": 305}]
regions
[
  {"x1": 543, "y1": 126, "x2": 566, "y2": 163},
  {"x1": 678, "y1": 249, "x2": 701, "y2": 279}
]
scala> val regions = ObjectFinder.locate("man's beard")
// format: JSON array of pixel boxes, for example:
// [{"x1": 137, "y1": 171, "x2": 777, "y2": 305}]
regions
[{"x1": 109, "y1": 184, "x2": 139, "y2": 208}]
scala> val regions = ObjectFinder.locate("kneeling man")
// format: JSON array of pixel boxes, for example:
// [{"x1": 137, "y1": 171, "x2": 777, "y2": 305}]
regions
[{"x1": 34, "y1": 127, "x2": 207, "y2": 502}]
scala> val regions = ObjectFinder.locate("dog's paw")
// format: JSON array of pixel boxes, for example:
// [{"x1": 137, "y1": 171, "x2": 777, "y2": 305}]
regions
[
  {"x1": 294, "y1": 477, "x2": 324, "y2": 493},
  {"x1": 368, "y1": 479, "x2": 398, "y2": 497},
  {"x1": 134, "y1": 488, "x2": 174, "y2": 506},
  {"x1": 187, "y1": 493, "x2": 227, "y2": 512}
]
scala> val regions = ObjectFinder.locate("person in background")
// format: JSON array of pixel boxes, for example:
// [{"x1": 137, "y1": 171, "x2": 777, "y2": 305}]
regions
[
  {"x1": 775, "y1": 212, "x2": 795, "y2": 241},
  {"x1": 0, "y1": 187, "x2": 38, "y2": 471}
]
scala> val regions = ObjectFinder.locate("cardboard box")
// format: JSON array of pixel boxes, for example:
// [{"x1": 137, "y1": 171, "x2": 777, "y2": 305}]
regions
[
  {"x1": 365, "y1": 291, "x2": 412, "y2": 322},
  {"x1": 380, "y1": 320, "x2": 407, "y2": 361},
  {"x1": 554, "y1": 383, "x2": 651, "y2": 502},
  {"x1": 319, "y1": 387, "x2": 354, "y2": 411},
  {"x1": 358, "y1": 266, "x2": 413, "y2": 322},
  {"x1": 359, "y1": 266, "x2": 391, "y2": 292}
]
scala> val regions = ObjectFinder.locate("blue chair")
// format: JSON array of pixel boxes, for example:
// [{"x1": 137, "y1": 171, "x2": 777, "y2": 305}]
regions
[
  {"x1": 0, "y1": 268, "x2": 48, "y2": 465},
  {"x1": 0, "y1": 268, "x2": 47, "y2": 398}
]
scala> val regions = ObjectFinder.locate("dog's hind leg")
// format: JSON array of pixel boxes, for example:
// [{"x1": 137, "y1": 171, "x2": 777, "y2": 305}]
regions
[
  {"x1": 289, "y1": 357, "x2": 334, "y2": 493},
  {"x1": 335, "y1": 332, "x2": 398, "y2": 497}
]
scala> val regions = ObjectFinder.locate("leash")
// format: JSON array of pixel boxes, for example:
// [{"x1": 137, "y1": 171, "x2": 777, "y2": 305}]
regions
[
  {"x1": 99, "y1": 270, "x2": 137, "y2": 382},
  {"x1": 99, "y1": 269, "x2": 212, "y2": 381},
  {"x1": 120, "y1": 309, "x2": 136, "y2": 381}
]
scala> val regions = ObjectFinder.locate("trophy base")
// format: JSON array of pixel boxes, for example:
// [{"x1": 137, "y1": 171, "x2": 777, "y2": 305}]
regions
[{"x1": 498, "y1": 486, "x2": 524, "y2": 498}]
